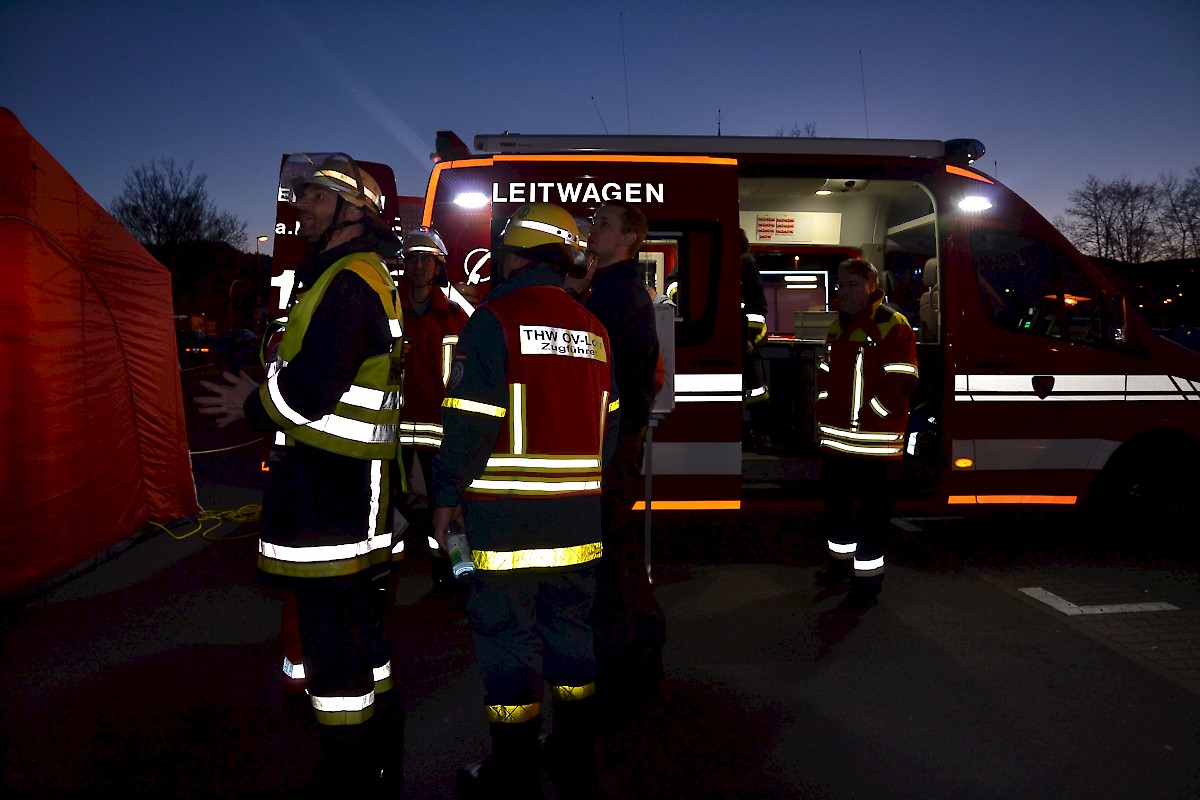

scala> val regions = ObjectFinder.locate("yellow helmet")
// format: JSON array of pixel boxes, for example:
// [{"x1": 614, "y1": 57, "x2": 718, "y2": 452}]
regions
[
  {"x1": 500, "y1": 203, "x2": 584, "y2": 253},
  {"x1": 282, "y1": 152, "x2": 384, "y2": 218}
]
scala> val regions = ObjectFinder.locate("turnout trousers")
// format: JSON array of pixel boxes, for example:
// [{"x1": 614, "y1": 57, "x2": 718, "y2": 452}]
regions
[{"x1": 821, "y1": 454, "x2": 896, "y2": 587}]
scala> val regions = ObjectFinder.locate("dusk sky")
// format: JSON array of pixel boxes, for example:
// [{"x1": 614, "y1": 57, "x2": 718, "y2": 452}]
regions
[{"x1": 3, "y1": 1, "x2": 1197, "y2": 255}]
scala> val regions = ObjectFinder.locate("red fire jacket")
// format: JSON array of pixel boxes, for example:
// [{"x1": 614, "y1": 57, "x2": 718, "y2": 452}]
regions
[
  {"x1": 398, "y1": 284, "x2": 469, "y2": 451},
  {"x1": 816, "y1": 291, "x2": 919, "y2": 459}
]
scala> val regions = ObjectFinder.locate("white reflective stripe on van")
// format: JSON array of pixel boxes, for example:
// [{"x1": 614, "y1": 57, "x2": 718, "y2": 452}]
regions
[
  {"x1": 952, "y1": 438, "x2": 1120, "y2": 471},
  {"x1": 674, "y1": 373, "x2": 743, "y2": 403},
  {"x1": 954, "y1": 374, "x2": 1200, "y2": 401},
  {"x1": 259, "y1": 532, "x2": 393, "y2": 564}
]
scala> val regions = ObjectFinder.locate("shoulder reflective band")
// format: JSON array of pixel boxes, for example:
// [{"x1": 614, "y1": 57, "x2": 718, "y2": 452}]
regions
[
  {"x1": 473, "y1": 542, "x2": 603, "y2": 571},
  {"x1": 487, "y1": 703, "x2": 540, "y2": 724},
  {"x1": 443, "y1": 396, "x2": 507, "y2": 417},
  {"x1": 550, "y1": 682, "x2": 596, "y2": 702}
]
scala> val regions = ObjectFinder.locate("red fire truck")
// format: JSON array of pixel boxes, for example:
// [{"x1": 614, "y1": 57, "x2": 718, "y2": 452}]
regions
[
  {"x1": 272, "y1": 137, "x2": 1200, "y2": 529},
  {"x1": 412, "y1": 132, "x2": 1200, "y2": 526}
]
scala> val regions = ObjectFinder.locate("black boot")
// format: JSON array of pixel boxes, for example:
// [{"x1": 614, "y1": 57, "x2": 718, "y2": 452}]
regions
[
  {"x1": 814, "y1": 560, "x2": 852, "y2": 588},
  {"x1": 373, "y1": 689, "x2": 406, "y2": 796},
  {"x1": 543, "y1": 696, "x2": 608, "y2": 800},
  {"x1": 456, "y1": 718, "x2": 543, "y2": 799},
  {"x1": 314, "y1": 721, "x2": 382, "y2": 792}
]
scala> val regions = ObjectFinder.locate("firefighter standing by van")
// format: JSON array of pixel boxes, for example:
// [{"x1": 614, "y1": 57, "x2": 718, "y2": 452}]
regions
[
  {"x1": 569, "y1": 200, "x2": 666, "y2": 704},
  {"x1": 397, "y1": 227, "x2": 469, "y2": 588},
  {"x1": 740, "y1": 228, "x2": 773, "y2": 452},
  {"x1": 431, "y1": 203, "x2": 620, "y2": 799},
  {"x1": 814, "y1": 257, "x2": 918, "y2": 608},
  {"x1": 196, "y1": 153, "x2": 405, "y2": 791}
]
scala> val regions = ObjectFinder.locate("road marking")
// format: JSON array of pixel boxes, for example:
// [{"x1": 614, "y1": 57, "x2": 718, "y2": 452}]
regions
[{"x1": 1019, "y1": 587, "x2": 1180, "y2": 616}]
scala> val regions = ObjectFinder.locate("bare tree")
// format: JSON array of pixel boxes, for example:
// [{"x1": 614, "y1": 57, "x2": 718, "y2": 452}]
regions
[
  {"x1": 109, "y1": 158, "x2": 247, "y2": 250},
  {"x1": 1064, "y1": 175, "x2": 1159, "y2": 263},
  {"x1": 1156, "y1": 168, "x2": 1200, "y2": 260}
]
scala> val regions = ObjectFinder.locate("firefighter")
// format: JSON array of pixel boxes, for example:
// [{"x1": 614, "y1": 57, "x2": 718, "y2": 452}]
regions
[
  {"x1": 195, "y1": 152, "x2": 405, "y2": 791},
  {"x1": 431, "y1": 203, "x2": 620, "y2": 799},
  {"x1": 740, "y1": 228, "x2": 773, "y2": 452},
  {"x1": 814, "y1": 257, "x2": 919, "y2": 609},
  {"x1": 397, "y1": 226, "x2": 469, "y2": 589}
]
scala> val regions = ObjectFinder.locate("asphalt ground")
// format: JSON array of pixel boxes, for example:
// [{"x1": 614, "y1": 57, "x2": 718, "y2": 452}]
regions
[{"x1": 2, "y1": 442, "x2": 1198, "y2": 799}]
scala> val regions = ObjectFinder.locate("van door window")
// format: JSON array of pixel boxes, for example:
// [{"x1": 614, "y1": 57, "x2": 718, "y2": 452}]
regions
[{"x1": 971, "y1": 228, "x2": 1111, "y2": 346}]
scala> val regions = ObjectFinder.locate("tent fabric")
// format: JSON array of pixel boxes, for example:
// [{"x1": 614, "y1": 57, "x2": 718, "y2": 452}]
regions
[{"x1": 0, "y1": 107, "x2": 199, "y2": 599}]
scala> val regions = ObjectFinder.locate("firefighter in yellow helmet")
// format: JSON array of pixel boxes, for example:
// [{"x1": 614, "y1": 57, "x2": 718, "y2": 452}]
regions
[
  {"x1": 196, "y1": 152, "x2": 405, "y2": 791},
  {"x1": 431, "y1": 203, "x2": 621, "y2": 798}
]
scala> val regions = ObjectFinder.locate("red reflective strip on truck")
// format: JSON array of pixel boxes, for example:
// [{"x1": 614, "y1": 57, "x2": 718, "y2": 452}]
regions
[
  {"x1": 632, "y1": 500, "x2": 741, "y2": 511},
  {"x1": 948, "y1": 495, "x2": 1077, "y2": 505},
  {"x1": 497, "y1": 154, "x2": 739, "y2": 166},
  {"x1": 945, "y1": 165, "x2": 995, "y2": 183}
]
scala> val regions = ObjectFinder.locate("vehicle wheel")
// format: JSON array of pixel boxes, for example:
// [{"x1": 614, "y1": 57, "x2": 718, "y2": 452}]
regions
[{"x1": 1085, "y1": 436, "x2": 1197, "y2": 557}]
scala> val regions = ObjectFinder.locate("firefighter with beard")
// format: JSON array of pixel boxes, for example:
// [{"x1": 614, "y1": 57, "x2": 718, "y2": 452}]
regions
[
  {"x1": 431, "y1": 203, "x2": 620, "y2": 799},
  {"x1": 397, "y1": 227, "x2": 469, "y2": 589},
  {"x1": 196, "y1": 153, "x2": 405, "y2": 792}
]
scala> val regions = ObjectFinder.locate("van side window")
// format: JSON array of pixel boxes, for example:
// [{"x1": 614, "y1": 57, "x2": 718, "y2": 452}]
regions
[{"x1": 971, "y1": 228, "x2": 1109, "y2": 346}]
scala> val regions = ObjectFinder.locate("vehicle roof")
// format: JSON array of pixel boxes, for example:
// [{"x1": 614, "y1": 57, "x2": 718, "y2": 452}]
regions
[{"x1": 472, "y1": 132, "x2": 960, "y2": 161}]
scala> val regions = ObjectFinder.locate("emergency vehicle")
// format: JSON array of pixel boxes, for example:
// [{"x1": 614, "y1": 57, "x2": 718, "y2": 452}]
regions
[{"x1": 270, "y1": 136, "x2": 1200, "y2": 529}]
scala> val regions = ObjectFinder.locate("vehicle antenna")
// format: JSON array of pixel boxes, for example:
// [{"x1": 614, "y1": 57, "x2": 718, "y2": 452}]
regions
[
  {"x1": 717, "y1": 109, "x2": 722, "y2": 136},
  {"x1": 592, "y1": 96, "x2": 610, "y2": 134},
  {"x1": 621, "y1": 12, "x2": 632, "y2": 133},
  {"x1": 859, "y1": 50, "x2": 870, "y2": 138}
]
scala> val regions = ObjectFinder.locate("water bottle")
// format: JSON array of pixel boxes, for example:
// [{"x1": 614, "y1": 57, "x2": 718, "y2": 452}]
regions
[{"x1": 444, "y1": 522, "x2": 476, "y2": 580}]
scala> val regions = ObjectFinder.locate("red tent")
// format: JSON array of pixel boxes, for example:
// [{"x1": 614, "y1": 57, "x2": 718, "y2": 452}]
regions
[{"x1": 0, "y1": 107, "x2": 199, "y2": 599}]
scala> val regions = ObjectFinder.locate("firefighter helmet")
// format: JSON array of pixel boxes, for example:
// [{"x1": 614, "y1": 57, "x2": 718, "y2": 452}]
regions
[
  {"x1": 403, "y1": 227, "x2": 448, "y2": 263},
  {"x1": 501, "y1": 203, "x2": 583, "y2": 252},
  {"x1": 282, "y1": 152, "x2": 384, "y2": 218},
  {"x1": 402, "y1": 227, "x2": 449, "y2": 286}
]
